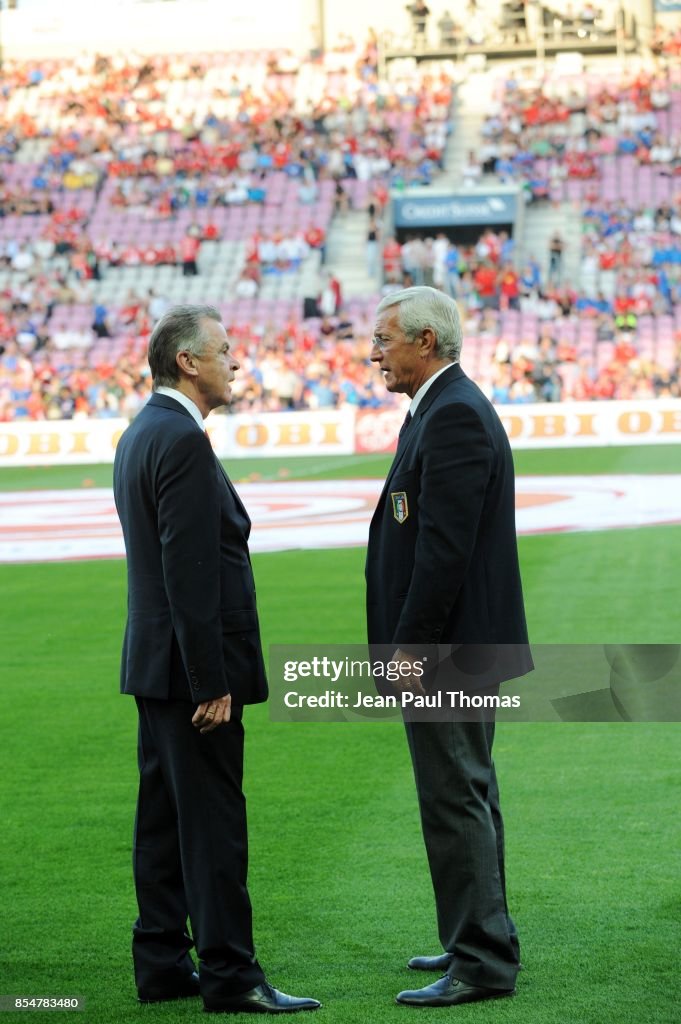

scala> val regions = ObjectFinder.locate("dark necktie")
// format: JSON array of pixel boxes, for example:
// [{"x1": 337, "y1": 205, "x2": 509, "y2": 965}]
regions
[{"x1": 398, "y1": 411, "x2": 413, "y2": 440}]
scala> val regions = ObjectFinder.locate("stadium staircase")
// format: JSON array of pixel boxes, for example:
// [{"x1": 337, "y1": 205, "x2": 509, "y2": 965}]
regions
[
  {"x1": 324, "y1": 62, "x2": 582, "y2": 296},
  {"x1": 438, "y1": 67, "x2": 492, "y2": 189},
  {"x1": 436, "y1": 65, "x2": 582, "y2": 284},
  {"x1": 520, "y1": 200, "x2": 582, "y2": 284},
  {"x1": 324, "y1": 210, "x2": 371, "y2": 298},
  {"x1": 323, "y1": 70, "x2": 489, "y2": 297}
]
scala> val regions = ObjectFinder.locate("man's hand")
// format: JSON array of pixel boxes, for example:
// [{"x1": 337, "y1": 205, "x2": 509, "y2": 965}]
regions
[
  {"x1": 392, "y1": 649, "x2": 427, "y2": 697},
  {"x1": 192, "y1": 693, "x2": 231, "y2": 734}
]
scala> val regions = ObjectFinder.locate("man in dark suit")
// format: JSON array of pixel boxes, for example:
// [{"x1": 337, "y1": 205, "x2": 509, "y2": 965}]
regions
[
  {"x1": 113, "y1": 304, "x2": 319, "y2": 1015},
  {"x1": 365, "y1": 287, "x2": 532, "y2": 1008}
]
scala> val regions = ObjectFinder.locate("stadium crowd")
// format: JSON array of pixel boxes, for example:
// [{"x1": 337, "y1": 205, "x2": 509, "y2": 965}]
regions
[
  {"x1": 0, "y1": 42, "x2": 680, "y2": 417},
  {"x1": 380, "y1": 221, "x2": 680, "y2": 403},
  {"x1": 471, "y1": 62, "x2": 681, "y2": 203}
]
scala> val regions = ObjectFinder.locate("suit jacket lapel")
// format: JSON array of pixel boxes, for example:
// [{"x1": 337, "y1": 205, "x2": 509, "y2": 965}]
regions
[
  {"x1": 147, "y1": 394, "x2": 250, "y2": 524},
  {"x1": 376, "y1": 364, "x2": 465, "y2": 507},
  {"x1": 416, "y1": 362, "x2": 465, "y2": 416},
  {"x1": 214, "y1": 454, "x2": 250, "y2": 523},
  {"x1": 378, "y1": 417, "x2": 415, "y2": 500}
]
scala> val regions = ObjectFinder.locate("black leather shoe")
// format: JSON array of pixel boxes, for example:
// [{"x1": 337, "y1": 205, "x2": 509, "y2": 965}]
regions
[
  {"x1": 138, "y1": 970, "x2": 200, "y2": 1003},
  {"x1": 204, "y1": 982, "x2": 321, "y2": 1014},
  {"x1": 396, "y1": 976, "x2": 515, "y2": 1007},
  {"x1": 407, "y1": 953, "x2": 454, "y2": 972}
]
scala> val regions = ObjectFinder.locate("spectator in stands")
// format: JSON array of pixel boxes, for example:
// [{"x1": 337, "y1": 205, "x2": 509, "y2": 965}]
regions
[
  {"x1": 235, "y1": 272, "x2": 259, "y2": 299},
  {"x1": 367, "y1": 185, "x2": 388, "y2": 222},
  {"x1": 318, "y1": 272, "x2": 343, "y2": 317},
  {"x1": 299, "y1": 226, "x2": 324, "y2": 269},
  {"x1": 431, "y1": 232, "x2": 449, "y2": 292},
  {"x1": 366, "y1": 215, "x2": 381, "y2": 279},
  {"x1": 499, "y1": 264, "x2": 521, "y2": 310},
  {"x1": 333, "y1": 179, "x2": 350, "y2": 216},
  {"x1": 548, "y1": 231, "x2": 565, "y2": 285},
  {"x1": 407, "y1": 0, "x2": 431, "y2": 47},
  {"x1": 401, "y1": 236, "x2": 427, "y2": 286},
  {"x1": 92, "y1": 304, "x2": 111, "y2": 338},
  {"x1": 383, "y1": 236, "x2": 403, "y2": 283},
  {"x1": 473, "y1": 261, "x2": 498, "y2": 309},
  {"x1": 148, "y1": 290, "x2": 170, "y2": 324},
  {"x1": 461, "y1": 150, "x2": 482, "y2": 187},
  {"x1": 443, "y1": 241, "x2": 461, "y2": 297},
  {"x1": 437, "y1": 10, "x2": 459, "y2": 46},
  {"x1": 180, "y1": 231, "x2": 201, "y2": 277}
]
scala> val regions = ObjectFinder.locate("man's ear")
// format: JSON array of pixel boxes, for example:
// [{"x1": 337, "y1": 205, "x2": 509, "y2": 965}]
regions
[
  {"x1": 176, "y1": 349, "x2": 199, "y2": 378},
  {"x1": 419, "y1": 327, "x2": 437, "y2": 358}
]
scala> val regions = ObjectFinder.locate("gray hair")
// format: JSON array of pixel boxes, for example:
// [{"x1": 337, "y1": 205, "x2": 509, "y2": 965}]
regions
[
  {"x1": 376, "y1": 286, "x2": 462, "y2": 361},
  {"x1": 148, "y1": 304, "x2": 222, "y2": 388}
]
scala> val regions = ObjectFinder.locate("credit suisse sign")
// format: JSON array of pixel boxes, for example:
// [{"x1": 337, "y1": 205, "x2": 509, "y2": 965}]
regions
[{"x1": 392, "y1": 193, "x2": 517, "y2": 228}]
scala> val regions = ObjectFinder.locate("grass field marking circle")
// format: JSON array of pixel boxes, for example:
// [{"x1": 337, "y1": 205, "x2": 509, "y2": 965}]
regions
[{"x1": 2, "y1": 476, "x2": 681, "y2": 563}]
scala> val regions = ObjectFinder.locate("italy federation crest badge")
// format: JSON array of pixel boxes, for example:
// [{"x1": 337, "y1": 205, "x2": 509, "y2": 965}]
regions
[{"x1": 391, "y1": 491, "x2": 409, "y2": 524}]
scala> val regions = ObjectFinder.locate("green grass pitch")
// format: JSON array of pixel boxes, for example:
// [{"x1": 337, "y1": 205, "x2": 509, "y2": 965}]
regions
[{"x1": 1, "y1": 447, "x2": 680, "y2": 1022}]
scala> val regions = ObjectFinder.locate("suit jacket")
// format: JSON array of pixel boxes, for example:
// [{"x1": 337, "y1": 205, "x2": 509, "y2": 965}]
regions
[
  {"x1": 366, "y1": 364, "x2": 532, "y2": 689},
  {"x1": 113, "y1": 393, "x2": 268, "y2": 706}
]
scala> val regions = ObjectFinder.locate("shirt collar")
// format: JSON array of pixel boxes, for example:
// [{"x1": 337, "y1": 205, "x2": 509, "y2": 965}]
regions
[
  {"x1": 409, "y1": 362, "x2": 457, "y2": 416},
  {"x1": 155, "y1": 387, "x2": 205, "y2": 432}
]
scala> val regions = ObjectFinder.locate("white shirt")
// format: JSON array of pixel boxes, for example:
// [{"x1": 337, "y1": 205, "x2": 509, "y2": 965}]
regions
[
  {"x1": 155, "y1": 386, "x2": 205, "y2": 432},
  {"x1": 409, "y1": 362, "x2": 457, "y2": 417}
]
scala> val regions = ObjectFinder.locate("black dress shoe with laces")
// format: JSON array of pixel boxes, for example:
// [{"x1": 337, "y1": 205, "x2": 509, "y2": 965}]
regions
[
  {"x1": 396, "y1": 975, "x2": 515, "y2": 1007},
  {"x1": 138, "y1": 970, "x2": 200, "y2": 1003},
  {"x1": 407, "y1": 953, "x2": 454, "y2": 972},
  {"x1": 204, "y1": 982, "x2": 321, "y2": 1014}
]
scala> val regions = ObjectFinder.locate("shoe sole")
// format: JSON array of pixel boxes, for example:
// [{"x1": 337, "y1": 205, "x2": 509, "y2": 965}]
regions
[
  {"x1": 396, "y1": 990, "x2": 515, "y2": 1008},
  {"x1": 407, "y1": 962, "x2": 453, "y2": 972},
  {"x1": 204, "y1": 1003, "x2": 321, "y2": 1014}
]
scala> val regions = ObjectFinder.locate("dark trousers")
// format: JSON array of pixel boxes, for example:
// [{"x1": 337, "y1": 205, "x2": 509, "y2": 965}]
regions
[
  {"x1": 404, "y1": 718, "x2": 520, "y2": 990},
  {"x1": 132, "y1": 698, "x2": 265, "y2": 1001}
]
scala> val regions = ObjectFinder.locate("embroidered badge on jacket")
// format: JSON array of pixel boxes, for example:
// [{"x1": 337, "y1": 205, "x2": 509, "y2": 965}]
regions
[{"x1": 391, "y1": 491, "x2": 409, "y2": 524}]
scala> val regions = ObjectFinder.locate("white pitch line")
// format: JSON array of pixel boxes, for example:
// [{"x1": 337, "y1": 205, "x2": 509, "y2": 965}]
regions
[{"x1": 0, "y1": 476, "x2": 680, "y2": 564}]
